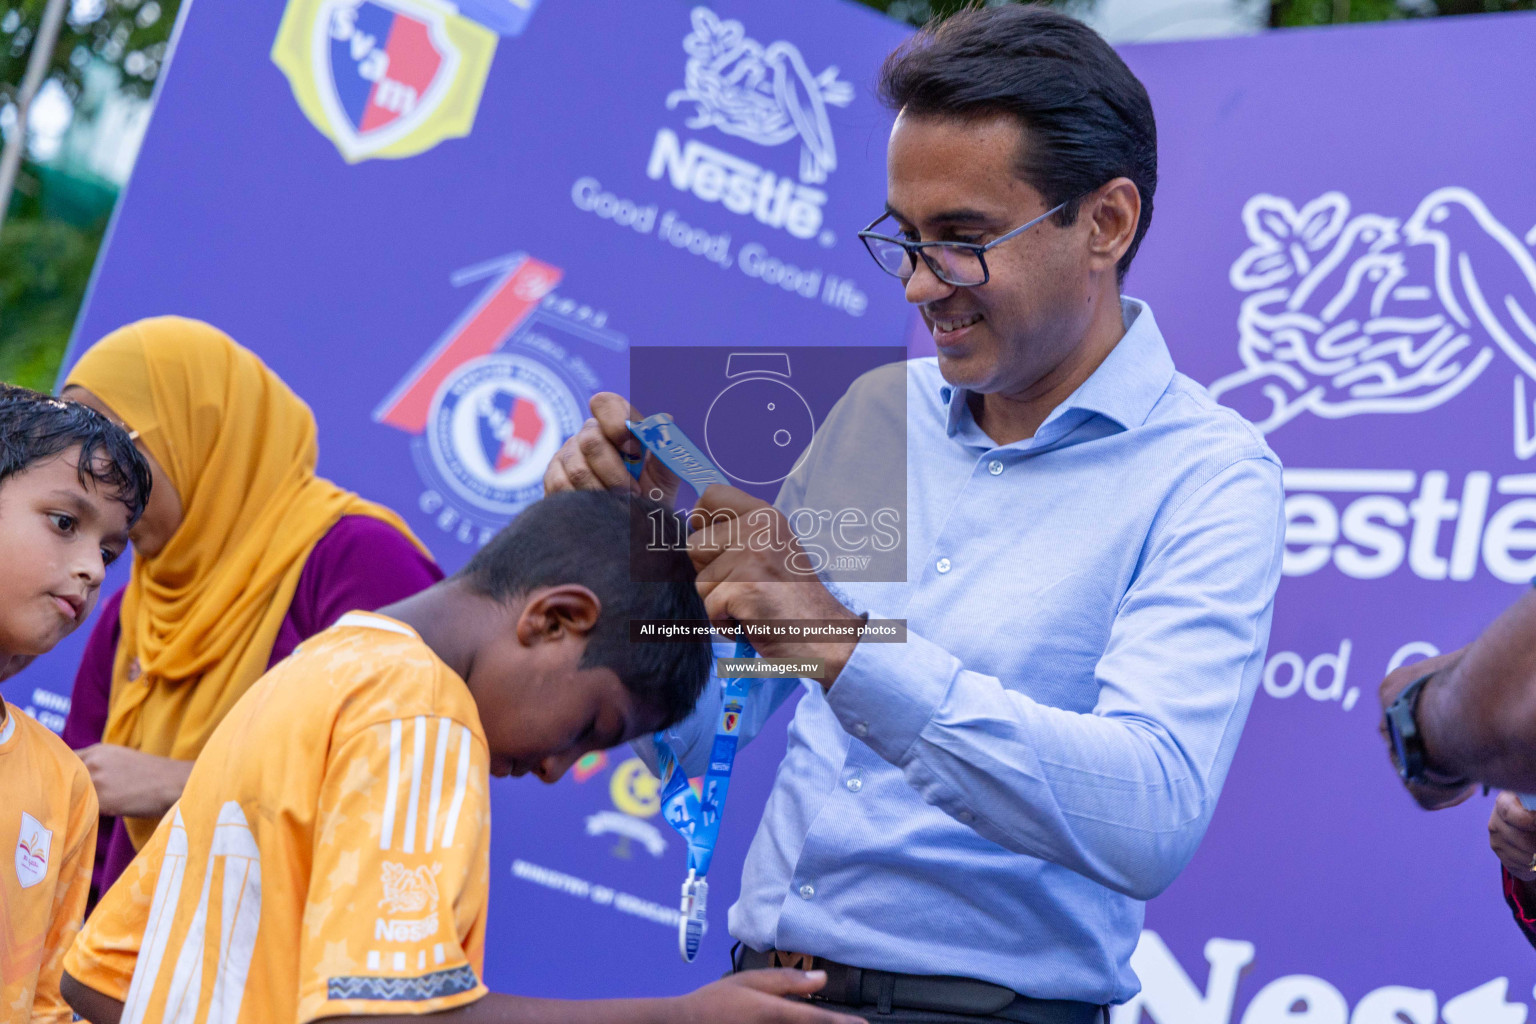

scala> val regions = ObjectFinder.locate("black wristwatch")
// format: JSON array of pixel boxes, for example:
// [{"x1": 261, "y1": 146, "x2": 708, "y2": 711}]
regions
[{"x1": 1384, "y1": 671, "x2": 1455, "y2": 785}]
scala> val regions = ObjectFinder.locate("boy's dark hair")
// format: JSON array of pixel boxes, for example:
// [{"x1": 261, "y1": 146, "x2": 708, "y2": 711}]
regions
[
  {"x1": 0, "y1": 384, "x2": 152, "y2": 524},
  {"x1": 878, "y1": 4, "x2": 1158, "y2": 279},
  {"x1": 455, "y1": 490, "x2": 712, "y2": 729}
]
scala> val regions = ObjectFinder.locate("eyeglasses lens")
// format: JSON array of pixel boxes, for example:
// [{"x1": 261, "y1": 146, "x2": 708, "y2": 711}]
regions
[
  {"x1": 863, "y1": 238, "x2": 986, "y2": 287},
  {"x1": 925, "y1": 246, "x2": 986, "y2": 287}
]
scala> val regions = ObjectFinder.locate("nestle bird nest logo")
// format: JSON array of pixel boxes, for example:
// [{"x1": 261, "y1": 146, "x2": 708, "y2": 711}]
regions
[
  {"x1": 1210, "y1": 188, "x2": 1536, "y2": 458},
  {"x1": 646, "y1": 7, "x2": 852, "y2": 243}
]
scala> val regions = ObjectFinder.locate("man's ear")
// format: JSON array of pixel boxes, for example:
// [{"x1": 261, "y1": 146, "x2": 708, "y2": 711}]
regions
[
  {"x1": 1084, "y1": 177, "x2": 1141, "y2": 272},
  {"x1": 515, "y1": 585, "x2": 603, "y2": 645}
]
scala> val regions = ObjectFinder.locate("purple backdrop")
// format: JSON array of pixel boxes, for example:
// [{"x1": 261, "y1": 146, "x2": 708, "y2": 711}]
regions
[{"x1": 4, "y1": 1, "x2": 1535, "y2": 1018}]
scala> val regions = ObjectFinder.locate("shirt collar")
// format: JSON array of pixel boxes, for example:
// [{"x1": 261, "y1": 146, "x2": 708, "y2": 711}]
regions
[{"x1": 940, "y1": 298, "x2": 1175, "y2": 442}]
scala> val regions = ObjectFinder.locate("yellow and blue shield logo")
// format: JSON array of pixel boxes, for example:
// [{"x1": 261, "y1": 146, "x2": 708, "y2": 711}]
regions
[{"x1": 272, "y1": 0, "x2": 499, "y2": 163}]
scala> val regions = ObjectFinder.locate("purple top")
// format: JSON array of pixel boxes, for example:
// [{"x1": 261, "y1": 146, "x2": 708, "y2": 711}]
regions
[{"x1": 62, "y1": 515, "x2": 443, "y2": 898}]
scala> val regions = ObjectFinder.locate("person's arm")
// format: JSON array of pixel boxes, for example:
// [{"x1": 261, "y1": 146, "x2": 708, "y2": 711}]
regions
[
  {"x1": 690, "y1": 457, "x2": 1285, "y2": 901},
  {"x1": 1389, "y1": 589, "x2": 1536, "y2": 792},
  {"x1": 314, "y1": 971, "x2": 858, "y2": 1024},
  {"x1": 61, "y1": 971, "x2": 122, "y2": 1024},
  {"x1": 1488, "y1": 790, "x2": 1536, "y2": 949},
  {"x1": 32, "y1": 767, "x2": 100, "y2": 1023},
  {"x1": 65, "y1": 967, "x2": 855, "y2": 1024}
]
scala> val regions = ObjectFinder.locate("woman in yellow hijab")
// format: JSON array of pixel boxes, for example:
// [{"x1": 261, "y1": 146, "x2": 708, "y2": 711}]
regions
[{"x1": 59, "y1": 316, "x2": 442, "y2": 893}]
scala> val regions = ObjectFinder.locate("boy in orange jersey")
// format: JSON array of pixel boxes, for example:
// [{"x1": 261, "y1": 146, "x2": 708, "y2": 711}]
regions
[
  {"x1": 63, "y1": 490, "x2": 857, "y2": 1024},
  {"x1": 0, "y1": 385, "x2": 150, "y2": 1023}
]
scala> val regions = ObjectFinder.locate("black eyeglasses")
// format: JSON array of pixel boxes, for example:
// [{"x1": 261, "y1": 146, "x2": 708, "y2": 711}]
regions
[{"x1": 857, "y1": 200, "x2": 1072, "y2": 287}]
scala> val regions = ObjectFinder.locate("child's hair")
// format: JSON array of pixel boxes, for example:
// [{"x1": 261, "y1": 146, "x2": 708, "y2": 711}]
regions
[
  {"x1": 455, "y1": 490, "x2": 712, "y2": 729},
  {"x1": 0, "y1": 384, "x2": 153, "y2": 523}
]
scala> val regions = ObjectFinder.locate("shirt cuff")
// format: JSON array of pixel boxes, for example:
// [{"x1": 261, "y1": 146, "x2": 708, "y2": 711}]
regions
[{"x1": 825, "y1": 627, "x2": 956, "y2": 765}]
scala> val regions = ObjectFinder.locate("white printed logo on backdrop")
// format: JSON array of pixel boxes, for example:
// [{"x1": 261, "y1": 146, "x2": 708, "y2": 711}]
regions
[
  {"x1": 667, "y1": 6, "x2": 851, "y2": 183},
  {"x1": 646, "y1": 6, "x2": 853, "y2": 244},
  {"x1": 1209, "y1": 187, "x2": 1536, "y2": 458}
]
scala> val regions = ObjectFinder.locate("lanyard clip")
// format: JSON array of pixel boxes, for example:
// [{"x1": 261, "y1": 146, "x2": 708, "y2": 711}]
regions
[{"x1": 678, "y1": 868, "x2": 709, "y2": 963}]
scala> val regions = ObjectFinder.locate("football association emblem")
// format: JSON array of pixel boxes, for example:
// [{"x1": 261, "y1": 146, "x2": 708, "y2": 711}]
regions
[
  {"x1": 272, "y1": 0, "x2": 497, "y2": 162},
  {"x1": 15, "y1": 812, "x2": 51, "y2": 889},
  {"x1": 426, "y1": 354, "x2": 584, "y2": 517}
]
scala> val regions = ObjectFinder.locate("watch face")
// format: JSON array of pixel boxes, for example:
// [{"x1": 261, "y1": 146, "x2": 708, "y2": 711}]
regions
[{"x1": 703, "y1": 377, "x2": 816, "y2": 486}]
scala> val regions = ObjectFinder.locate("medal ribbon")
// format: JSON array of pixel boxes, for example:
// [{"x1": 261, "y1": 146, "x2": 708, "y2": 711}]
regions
[{"x1": 625, "y1": 413, "x2": 756, "y2": 961}]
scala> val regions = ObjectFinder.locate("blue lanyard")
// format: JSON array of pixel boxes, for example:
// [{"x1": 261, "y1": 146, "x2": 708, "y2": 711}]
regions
[{"x1": 625, "y1": 413, "x2": 755, "y2": 962}]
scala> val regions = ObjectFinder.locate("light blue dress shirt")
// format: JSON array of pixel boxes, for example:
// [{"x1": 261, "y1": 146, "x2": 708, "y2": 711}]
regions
[{"x1": 639, "y1": 300, "x2": 1285, "y2": 1005}]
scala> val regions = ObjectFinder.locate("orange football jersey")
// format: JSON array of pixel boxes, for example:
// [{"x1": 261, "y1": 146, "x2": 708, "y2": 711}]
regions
[
  {"x1": 65, "y1": 612, "x2": 492, "y2": 1023},
  {"x1": 0, "y1": 698, "x2": 99, "y2": 1024}
]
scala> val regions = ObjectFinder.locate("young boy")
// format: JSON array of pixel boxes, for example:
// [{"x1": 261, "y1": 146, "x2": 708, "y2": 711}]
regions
[
  {"x1": 62, "y1": 490, "x2": 856, "y2": 1024},
  {"x1": 0, "y1": 384, "x2": 151, "y2": 1023}
]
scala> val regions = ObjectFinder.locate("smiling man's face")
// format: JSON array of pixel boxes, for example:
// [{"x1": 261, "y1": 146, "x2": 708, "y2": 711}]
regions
[
  {"x1": 885, "y1": 110, "x2": 1098, "y2": 402},
  {"x1": 0, "y1": 449, "x2": 130, "y2": 658}
]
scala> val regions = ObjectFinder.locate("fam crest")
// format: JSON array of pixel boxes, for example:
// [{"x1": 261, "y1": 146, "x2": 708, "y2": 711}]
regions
[{"x1": 271, "y1": 0, "x2": 498, "y2": 162}]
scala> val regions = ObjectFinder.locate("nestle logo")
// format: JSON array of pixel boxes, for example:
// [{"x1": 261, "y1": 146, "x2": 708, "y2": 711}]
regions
[
  {"x1": 647, "y1": 128, "x2": 826, "y2": 241},
  {"x1": 1283, "y1": 467, "x2": 1536, "y2": 582}
]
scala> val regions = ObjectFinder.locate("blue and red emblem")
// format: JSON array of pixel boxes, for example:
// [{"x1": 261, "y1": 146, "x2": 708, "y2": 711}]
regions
[
  {"x1": 328, "y1": 2, "x2": 448, "y2": 138},
  {"x1": 272, "y1": 0, "x2": 502, "y2": 163}
]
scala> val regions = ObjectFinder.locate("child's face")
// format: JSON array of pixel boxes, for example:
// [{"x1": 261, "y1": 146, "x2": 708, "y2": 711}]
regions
[
  {"x1": 469, "y1": 626, "x2": 657, "y2": 783},
  {"x1": 0, "y1": 449, "x2": 131, "y2": 657}
]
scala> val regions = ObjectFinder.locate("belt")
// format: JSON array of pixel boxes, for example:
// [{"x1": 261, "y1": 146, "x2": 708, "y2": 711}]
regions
[{"x1": 734, "y1": 947, "x2": 1106, "y2": 1024}]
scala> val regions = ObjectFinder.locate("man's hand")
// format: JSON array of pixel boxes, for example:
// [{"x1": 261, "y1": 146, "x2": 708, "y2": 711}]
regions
[
  {"x1": 689, "y1": 486, "x2": 863, "y2": 688},
  {"x1": 77, "y1": 744, "x2": 192, "y2": 818},
  {"x1": 674, "y1": 970, "x2": 864, "y2": 1024},
  {"x1": 543, "y1": 393, "x2": 681, "y2": 508},
  {"x1": 1491, "y1": 790, "x2": 1536, "y2": 886},
  {"x1": 1377, "y1": 648, "x2": 1477, "y2": 809}
]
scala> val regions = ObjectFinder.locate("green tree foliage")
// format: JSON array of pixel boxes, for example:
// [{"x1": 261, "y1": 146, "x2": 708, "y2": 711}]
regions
[
  {"x1": 2, "y1": 0, "x2": 179, "y2": 110},
  {"x1": 1269, "y1": 0, "x2": 1533, "y2": 25},
  {"x1": 0, "y1": 164, "x2": 104, "y2": 389}
]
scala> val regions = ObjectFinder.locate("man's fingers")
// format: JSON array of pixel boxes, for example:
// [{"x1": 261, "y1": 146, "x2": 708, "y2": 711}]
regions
[
  {"x1": 696, "y1": 482, "x2": 769, "y2": 518},
  {"x1": 727, "y1": 969, "x2": 829, "y2": 997},
  {"x1": 1496, "y1": 790, "x2": 1536, "y2": 831},
  {"x1": 543, "y1": 456, "x2": 575, "y2": 495},
  {"x1": 589, "y1": 392, "x2": 643, "y2": 453}
]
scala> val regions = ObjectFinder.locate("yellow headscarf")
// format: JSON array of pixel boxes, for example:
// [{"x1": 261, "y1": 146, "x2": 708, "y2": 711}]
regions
[{"x1": 67, "y1": 317, "x2": 432, "y2": 847}]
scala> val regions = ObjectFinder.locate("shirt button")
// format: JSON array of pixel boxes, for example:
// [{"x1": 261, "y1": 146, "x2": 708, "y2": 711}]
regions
[
  {"x1": 936, "y1": 558, "x2": 951, "y2": 574},
  {"x1": 846, "y1": 777, "x2": 863, "y2": 793},
  {"x1": 852, "y1": 721, "x2": 870, "y2": 738},
  {"x1": 987, "y1": 460, "x2": 1004, "y2": 476},
  {"x1": 799, "y1": 884, "x2": 816, "y2": 900},
  {"x1": 957, "y1": 810, "x2": 975, "y2": 823}
]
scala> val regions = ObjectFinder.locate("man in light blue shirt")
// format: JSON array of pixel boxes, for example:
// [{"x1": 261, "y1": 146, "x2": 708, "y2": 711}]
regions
[{"x1": 544, "y1": 6, "x2": 1283, "y2": 1021}]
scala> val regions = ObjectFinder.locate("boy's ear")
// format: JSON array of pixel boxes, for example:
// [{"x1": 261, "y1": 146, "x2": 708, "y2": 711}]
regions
[{"x1": 515, "y1": 585, "x2": 603, "y2": 645}]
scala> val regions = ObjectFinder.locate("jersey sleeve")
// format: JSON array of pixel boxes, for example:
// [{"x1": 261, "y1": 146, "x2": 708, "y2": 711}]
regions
[
  {"x1": 297, "y1": 715, "x2": 490, "y2": 1023},
  {"x1": 31, "y1": 762, "x2": 99, "y2": 1024},
  {"x1": 62, "y1": 801, "x2": 165, "y2": 1003}
]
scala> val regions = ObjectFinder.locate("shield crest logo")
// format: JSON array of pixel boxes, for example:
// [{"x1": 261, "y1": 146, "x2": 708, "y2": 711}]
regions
[
  {"x1": 273, "y1": 0, "x2": 497, "y2": 163},
  {"x1": 477, "y1": 392, "x2": 547, "y2": 473},
  {"x1": 317, "y1": 0, "x2": 461, "y2": 159},
  {"x1": 15, "y1": 812, "x2": 51, "y2": 889}
]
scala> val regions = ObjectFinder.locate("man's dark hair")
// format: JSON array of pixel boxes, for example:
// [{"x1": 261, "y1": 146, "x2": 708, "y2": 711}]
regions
[
  {"x1": 879, "y1": 4, "x2": 1158, "y2": 279},
  {"x1": 455, "y1": 490, "x2": 712, "y2": 729},
  {"x1": 0, "y1": 384, "x2": 152, "y2": 524}
]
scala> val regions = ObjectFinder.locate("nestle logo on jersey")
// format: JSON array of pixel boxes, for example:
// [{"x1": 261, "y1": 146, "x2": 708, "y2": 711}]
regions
[
  {"x1": 1283, "y1": 468, "x2": 1536, "y2": 582},
  {"x1": 375, "y1": 914, "x2": 439, "y2": 943},
  {"x1": 645, "y1": 7, "x2": 852, "y2": 244}
]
